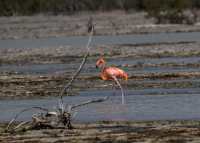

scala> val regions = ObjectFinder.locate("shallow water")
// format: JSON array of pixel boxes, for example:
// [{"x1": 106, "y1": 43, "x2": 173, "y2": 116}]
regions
[
  {"x1": 1, "y1": 32, "x2": 200, "y2": 122},
  {"x1": 0, "y1": 32, "x2": 200, "y2": 48},
  {"x1": 1, "y1": 91, "x2": 200, "y2": 122},
  {"x1": 1, "y1": 56, "x2": 200, "y2": 75}
]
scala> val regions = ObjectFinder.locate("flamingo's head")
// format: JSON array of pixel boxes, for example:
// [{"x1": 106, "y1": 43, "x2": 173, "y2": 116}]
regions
[{"x1": 96, "y1": 57, "x2": 106, "y2": 68}]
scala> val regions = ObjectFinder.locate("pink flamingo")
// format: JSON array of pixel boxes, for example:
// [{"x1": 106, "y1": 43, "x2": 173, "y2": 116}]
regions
[{"x1": 96, "y1": 57, "x2": 128, "y2": 104}]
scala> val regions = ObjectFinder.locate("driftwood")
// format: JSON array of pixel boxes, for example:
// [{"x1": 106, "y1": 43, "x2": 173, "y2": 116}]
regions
[
  {"x1": 6, "y1": 18, "x2": 110, "y2": 132},
  {"x1": 6, "y1": 97, "x2": 108, "y2": 132},
  {"x1": 6, "y1": 106, "x2": 49, "y2": 131}
]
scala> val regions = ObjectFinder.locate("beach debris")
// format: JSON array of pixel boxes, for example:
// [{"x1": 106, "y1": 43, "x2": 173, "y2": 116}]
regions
[{"x1": 6, "y1": 97, "x2": 108, "y2": 132}]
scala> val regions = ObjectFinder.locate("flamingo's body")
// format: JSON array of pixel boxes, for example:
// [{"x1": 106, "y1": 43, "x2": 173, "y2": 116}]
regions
[
  {"x1": 96, "y1": 57, "x2": 128, "y2": 104},
  {"x1": 100, "y1": 67, "x2": 128, "y2": 81}
]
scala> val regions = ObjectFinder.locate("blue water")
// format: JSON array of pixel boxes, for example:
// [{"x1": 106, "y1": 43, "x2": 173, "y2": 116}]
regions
[
  {"x1": 1, "y1": 56, "x2": 200, "y2": 75},
  {"x1": 1, "y1": 32, "x2": 200, "y2": 122},
  {"x1": 0, "y1": 32, "x2": 199, "y2": 48},
  {"x1": 1, "y1": 90, "x2": 200, "y2": 122}
]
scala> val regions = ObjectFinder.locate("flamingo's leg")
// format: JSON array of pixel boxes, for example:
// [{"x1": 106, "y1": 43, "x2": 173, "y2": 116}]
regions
[
  {"x1": 112, "y1": 76, "x2": 125, "y2": 104},
  {"x1": 111, "y1": 83, "x2": 116, "y2": 96}
]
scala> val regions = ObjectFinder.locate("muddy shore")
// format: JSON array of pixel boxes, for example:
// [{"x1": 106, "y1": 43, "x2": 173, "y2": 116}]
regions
[
  {"x1": 0, "y1": 12, "x2": 200, "y2": 99},
  {"x1": 1, "y1": 42, "x2": 200, "y2": 99},
  {"x1": 1, "y1": 120, "x2": 200, "y2": 143},
  {"x1": 0, "y1": 11, "x2": 200, "y2": 39},
  {"x1": 1, "y1": 41, "x2": 200, "y2": 65},
  {"x1": 1, "y1": 12, "x2": 200, "y2": 143},
  {"x1": 0, "y1": 42, "x2": 200, "y2": 99}
]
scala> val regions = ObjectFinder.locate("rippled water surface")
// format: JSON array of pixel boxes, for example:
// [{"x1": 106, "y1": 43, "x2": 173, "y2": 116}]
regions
[
  {"x1": 1, "y1": 91, "x2": 200, "y2": 122},
  {"x1": 1, "y1": 32, "x2": 200, "y2": 122},
  {"x1": 0, "y1": 31, "x2": 200, "y2": 48},
  {"x1": 1, "y1": 56, "x2": 200, "y2": 75}
]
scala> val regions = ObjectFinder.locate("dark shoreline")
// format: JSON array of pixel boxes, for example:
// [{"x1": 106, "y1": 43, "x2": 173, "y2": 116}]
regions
[{"x1": 1, "y1": 120, "x2": 200, "y2": 143}]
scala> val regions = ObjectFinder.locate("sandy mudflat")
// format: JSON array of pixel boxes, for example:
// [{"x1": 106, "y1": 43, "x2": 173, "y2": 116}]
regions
[
  {"x1": 1, "y1": 41, "x2": 200, "y2": 65},
  {"x1": 1, "y1": 42, "x2": 200, "y2": 99},
  {"x1": 1, "y1": 120, "x2": 200, "y2": 143},
  {"x1": 1, "y1": 12, "x2": 200, "y2": 143}
]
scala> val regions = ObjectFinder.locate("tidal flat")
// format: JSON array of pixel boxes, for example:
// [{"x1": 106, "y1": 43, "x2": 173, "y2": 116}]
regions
[
  {"x1": 1, "y1": 121, "x2": 200, "y2": 143},
  {"x1": 1, "y1": 42, "x2": 200, "y2": 98},
  {"x1": 1, "y1": 11, "x2": 200, "y2": 143}
]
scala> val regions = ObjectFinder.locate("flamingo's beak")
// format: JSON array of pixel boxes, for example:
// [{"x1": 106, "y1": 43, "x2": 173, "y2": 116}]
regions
[{"x1": 96, "y1": 65, "x2": 98, "y2": 69}]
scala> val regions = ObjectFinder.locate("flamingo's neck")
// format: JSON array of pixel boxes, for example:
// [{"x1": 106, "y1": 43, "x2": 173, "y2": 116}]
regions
[{"x1": 100, "y1": 63, "x2": 106, "y2": 72}]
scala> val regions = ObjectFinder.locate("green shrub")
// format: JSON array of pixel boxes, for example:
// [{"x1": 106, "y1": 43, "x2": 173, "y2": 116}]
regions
[{"x1": 0, "y1": 0, "x2": 199, "y2": 16}]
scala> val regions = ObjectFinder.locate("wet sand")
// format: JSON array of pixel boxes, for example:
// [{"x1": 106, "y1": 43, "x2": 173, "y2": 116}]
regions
[{"x1": 1, "y1": 120, "x2": 200, "y2": 143}]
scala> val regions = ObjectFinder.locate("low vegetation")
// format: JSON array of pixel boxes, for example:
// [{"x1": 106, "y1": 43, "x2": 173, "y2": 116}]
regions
[
  {"x1": 0, "y1": 0, "x2": 199, "y2": 24},
  {"x1": 143, "y1": 0, "x2": 198, "y2": 24}
]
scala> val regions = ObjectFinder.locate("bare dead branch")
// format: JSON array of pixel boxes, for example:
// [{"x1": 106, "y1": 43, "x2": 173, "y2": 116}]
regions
[
  {"x1": 71, "y1": 96, "x2": 108, "y2": 110},
  {"x1": 88, "y1": 17, "x2": 94, "y2": 33},
  {"x1": 5, "y1": 18, "x2": 111, "y2": 133},
  {"x1": 6, "y1": 106, "x2": 49, "y2": 131},
  {"x1": 59, "y1": 19, "x2": 94, "y2": 105},
  {"x1": 13, "y1": 121, "x2": 30, "y2": 130}
]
